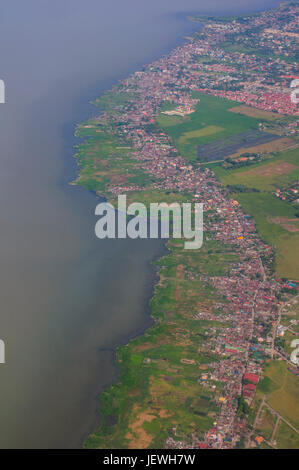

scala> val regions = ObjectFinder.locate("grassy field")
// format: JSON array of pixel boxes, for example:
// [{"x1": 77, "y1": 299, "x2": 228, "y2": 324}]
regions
[
  {"x1": 156, "y1": 93, "x2": 260, "y2": 162},
  {"x1": 228, "y1": 105, "x2": 280, "y2": 121},
  {"x1": 231, "y1": 192, "x2": 299, "y2": 279},
  {"x1": 275, "y1": 420, "x2": 299, "y2": 449},
  {"x1": 108, "y1": 190, "x2": 194, "y2": 211},
  {"x1": 74, "y1": 117, "x2": 156, "y2": 194},
  {"x1": 84, "y1": 238, "x2": 237, "y2": 448},
  {"x1": 255, "y1": 407, "x2": 276, "y2": 441},
  {"x1": 257, "y1": 361, "x2": 299, "y2": 429},
  {"x1": 177, "y1": 125, "x2": 224, "y2": 145},
  {"x1": 211, "y1": 148, "x2": 299, "y2": 191},
  {"x1": 92, "y1": 90, "x2": 139, "y2": 113}
]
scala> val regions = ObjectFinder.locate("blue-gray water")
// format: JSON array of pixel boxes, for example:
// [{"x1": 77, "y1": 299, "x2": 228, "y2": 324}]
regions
[{"x1": 0, "y1": 0, "x2": 282, "y2": 448}]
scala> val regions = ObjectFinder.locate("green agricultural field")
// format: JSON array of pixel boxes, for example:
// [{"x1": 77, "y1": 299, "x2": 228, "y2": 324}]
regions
[
  {"x1": 74, "y1": 120, "x2": 156, "y2": 194},
  {"x1": 275, "y1": 420, "x2": 299, "y2": 449},
  {"x1": 256, "y1": 361, "x2": 299, "y2": 429},
  {"x1": 231, "y1": 192, "x2": 299, "y2": 279},
  {"x1": 211, "y1": 148, "x2": 299, "y2": 192},
  {"x1": 93, "y1": 90, "x2": 138, "y2": 113},
  {"x1": 177, "y1": 125, "x2": 224, "y2": 146},
  {"x1": 220, "y1": 41, "x2": 257, "y2": 55},
  {"x1": 157, "y1": 113, "x2": 185, "y2": 127},
  {"x1": 256, "y1": 407, "x2": 276, "y2": 441},
  {"x1": 156, "y1": 93, "x2": 259, "y2": 161},
  {"x1": 73, "y1": 88, "x2": 159, "y2": 197},
  {"x1": 111, "y1": 190, "x2": 194, "y2": 210}
]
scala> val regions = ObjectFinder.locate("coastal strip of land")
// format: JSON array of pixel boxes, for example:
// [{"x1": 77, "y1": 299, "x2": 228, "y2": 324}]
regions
[{"x1": 75, "y1": 2, "x2": 299, "y2": 449}]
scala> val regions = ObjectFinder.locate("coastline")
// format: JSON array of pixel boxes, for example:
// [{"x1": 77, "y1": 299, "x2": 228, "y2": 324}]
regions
[
  {"x1": 71, "y1": 14, "x2": 200, "y2": 449},
  {"x1": 74, "y1": 2, "x2": 298, "y2": 449},
  {"x1": 76, "y1": 239, "x2": 169, "y2": 449}
]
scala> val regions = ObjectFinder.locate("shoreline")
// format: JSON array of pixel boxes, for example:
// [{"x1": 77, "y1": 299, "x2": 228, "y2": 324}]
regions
[
  {"x1": 77, "y1": 240, "x2": 169, "y2": 449},
  {"x1": 73, "y1": 1, "x2": 298, "y2": 449},
  {"x1": 70, "y1": 12, "x2": 200, "y2": 449}
]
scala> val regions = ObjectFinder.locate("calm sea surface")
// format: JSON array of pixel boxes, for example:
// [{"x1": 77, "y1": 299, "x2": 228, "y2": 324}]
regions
[{"x1": 0, "y1": 0, "x2": 280, "y2": 448}]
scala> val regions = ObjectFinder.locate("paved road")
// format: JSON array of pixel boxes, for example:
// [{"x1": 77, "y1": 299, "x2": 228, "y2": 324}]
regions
[{"x1": 271, "y1": 416, "x2": 280, "y2": 444}]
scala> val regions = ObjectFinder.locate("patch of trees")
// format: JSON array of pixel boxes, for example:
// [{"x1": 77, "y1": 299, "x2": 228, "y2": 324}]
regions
[
  {"x1": 237, "y1": 396, "x2": 250, "y2": 417},
  {"x1": 222, "y1": 155, "x2": 261, "y2": 169},
  {"x1": 226, "y1": 184, "x2": 260, "y2": 193}
]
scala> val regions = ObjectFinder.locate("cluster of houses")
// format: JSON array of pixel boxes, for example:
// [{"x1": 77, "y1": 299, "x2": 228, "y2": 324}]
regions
[
  {"x1": 274, "y1": 182, "x2": 299, "y2": 205},
  {"x1": 187, "y1": 191, "x2": 286, "y2": 448},
  {"x1": 193, "y1": 3, "x2": 299, "y2": 115},
  {"x1": 198, "y1": 88, "x2": 298, "y2": 115}
]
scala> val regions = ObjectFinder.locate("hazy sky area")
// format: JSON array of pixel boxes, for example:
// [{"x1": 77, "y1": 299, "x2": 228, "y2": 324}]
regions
[{"x1": 0, "y1": 0, "x2": 285, "y2": 449}]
